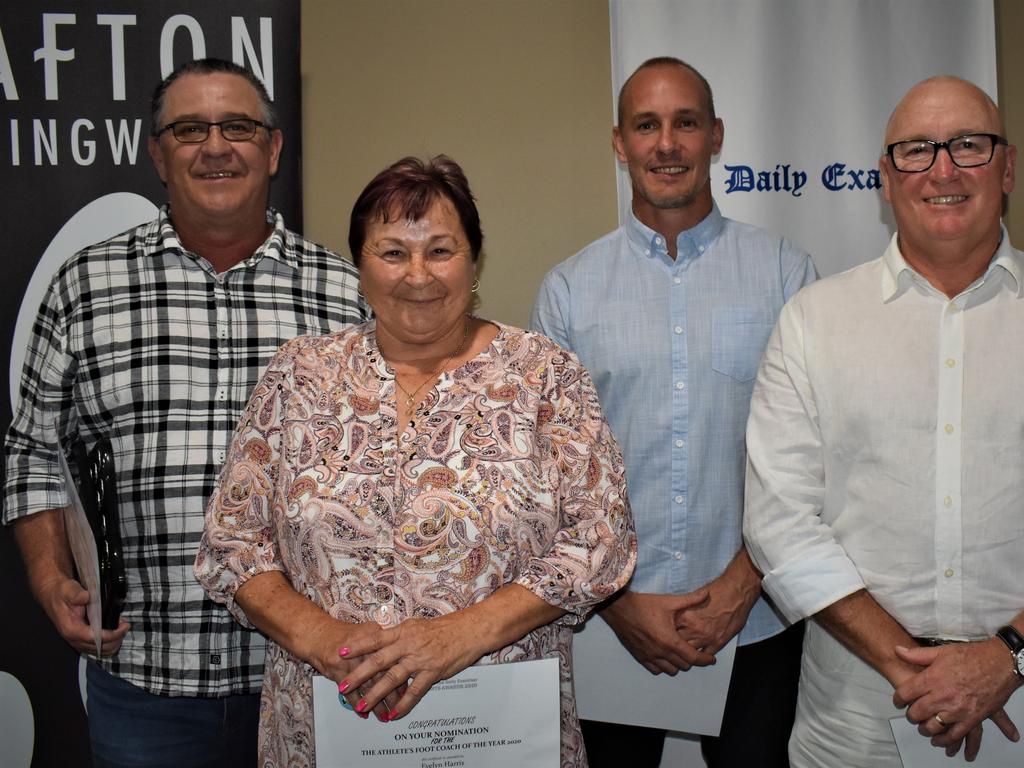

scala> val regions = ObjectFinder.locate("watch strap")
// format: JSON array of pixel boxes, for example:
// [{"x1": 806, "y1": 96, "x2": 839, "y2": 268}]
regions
[
  {"x1": 996, "y1": 625, "x2": 1024, "y2": 677},
  {"x1": 997, "y1": 625, "x2": 1024, "y2": 653}
]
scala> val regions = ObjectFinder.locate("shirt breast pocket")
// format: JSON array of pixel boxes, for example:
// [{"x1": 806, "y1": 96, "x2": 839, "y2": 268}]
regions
[{"x1": 711, "y1": 308, "x2": 775, "y2": 382}]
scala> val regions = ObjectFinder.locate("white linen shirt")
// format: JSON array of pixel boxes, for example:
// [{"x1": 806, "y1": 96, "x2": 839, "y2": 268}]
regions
[{"x1": 744, "y1": 231, "x2": 1024, "y2": 640}]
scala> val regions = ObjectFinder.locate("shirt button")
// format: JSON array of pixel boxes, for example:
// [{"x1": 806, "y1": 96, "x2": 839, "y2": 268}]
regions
[
  {"x1": 674, "y1": 325, "x2": 684, "y2": 335},
  {"x1": 944, "y1": 424, "x2": 954, "y2": 434},
  {"x1": 943, "y1": 495, "x2": 953, "y2": 507},
  {"x1": 946, "y1": 358, "x2": 956, "y2": 368},
  {"x1": 944, "y1": 568, "x2": 955, "y2": 578},
  {"x1": 675, "y1": 381, "x2": 685, "y2": 390},
  {"x1": 697, "y1": 245, "x2": 704, "y2": 253},
  {"x1": 645, "y1": 249, "x2": 651, "y2": 256},
  {"x1": 673, "y1": 277, "x2": 682, "y2": 285},
  {"x1": 654, "y1": 237, "x2": 663, "y2": 245},
  {"x1": 217, "y1": 451, "x2": 225, "y2": 463},
  {"x1": 674, "y1": 495, "x2": 684, "y2": 504},
  {"x1": 673, "y1": 551, "x2": 683, "y2": 561},
  {"x1": 675, "y1": 439, "x2": 684, "y2": 448}
]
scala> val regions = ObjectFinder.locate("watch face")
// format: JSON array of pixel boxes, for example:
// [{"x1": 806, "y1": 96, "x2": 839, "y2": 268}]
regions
[{"x1": 1017, "y1": 653, "x2": 1024, "y2": 678}]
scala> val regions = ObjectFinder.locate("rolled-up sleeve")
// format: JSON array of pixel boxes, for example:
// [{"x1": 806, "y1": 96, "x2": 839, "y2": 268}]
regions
[
  {"x1": 4, "y1": 275, "x2": 78, "y2": 523},
  {"x1": 516, "y1": 347, "x2": 636, "y2": 624},
  {"x1": 194, "y1": 343, "x2": 296, "y2": 627},
  {"x1": 743, "y1": 297, "x2": 864, "y2": 623}
]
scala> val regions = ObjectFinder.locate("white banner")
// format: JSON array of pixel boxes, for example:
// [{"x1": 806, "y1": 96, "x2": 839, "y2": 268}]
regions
[
  {"x1": 610, "y1": 0, "x2": 997, "y2": 277},
  {"x1": 609, "y1": 4, "x2": 997, "y2": 763}
]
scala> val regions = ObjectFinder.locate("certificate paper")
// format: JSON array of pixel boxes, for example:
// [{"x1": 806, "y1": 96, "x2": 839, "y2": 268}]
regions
[
  {"x1": 57, "y1": 444, "x2": 102, "y2": 656},
  {"x1": 891, "y1": 689, "x2": 1024, "y2": 767},
  {"x1": 314, "y1": 657, "x2": 560, "y2": 767},
  {"x1": 572, "y1": 612, "x2": 737, "y2": 734}
]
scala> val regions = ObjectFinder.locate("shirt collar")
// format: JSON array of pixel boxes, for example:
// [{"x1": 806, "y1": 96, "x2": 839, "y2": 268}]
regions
[
  {"x1": 880, "y1": 233, "x2": 914, "y2": 301},
  {"x1": 992, "y1": 231, "x2": 1024, "y2": 297},
  {"x1": 881, "y1": 226, "x2": 1023, "y2": 302},
  {"x1": 625, "y1": 201, "x2": 724, "y2": 263},
  {"x1": 153, "y1": 204, "x2": 296, "y2": 271}
]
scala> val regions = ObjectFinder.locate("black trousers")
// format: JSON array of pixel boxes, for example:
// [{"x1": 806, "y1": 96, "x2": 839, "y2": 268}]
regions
[{"x1": 581, "y1": 621, "x2": 804, "y2": 767}]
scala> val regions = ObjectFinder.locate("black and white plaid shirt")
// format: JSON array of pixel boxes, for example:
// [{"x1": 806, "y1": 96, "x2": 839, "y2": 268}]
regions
[{"x1": 4, "y1": 206, "x2": 369, "y2": 697}]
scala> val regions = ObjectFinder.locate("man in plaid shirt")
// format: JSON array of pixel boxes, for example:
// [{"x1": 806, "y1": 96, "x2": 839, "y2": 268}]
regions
[{"x1": 3, "y1": 58, "x2": 368, "y2": 766}]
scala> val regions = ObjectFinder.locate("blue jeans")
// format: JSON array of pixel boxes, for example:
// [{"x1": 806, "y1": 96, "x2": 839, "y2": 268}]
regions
[{"x1": 86, "y1": 662, "x2": 260, "y2": 768}]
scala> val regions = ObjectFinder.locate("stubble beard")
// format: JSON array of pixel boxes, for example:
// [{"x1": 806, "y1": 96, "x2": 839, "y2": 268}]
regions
[
  {"x1": 636, "y1": 183, "x2": 701, "y2": 211},
  {"x1": 630, "y1": 164, "x2": 707, "y2": 211}
]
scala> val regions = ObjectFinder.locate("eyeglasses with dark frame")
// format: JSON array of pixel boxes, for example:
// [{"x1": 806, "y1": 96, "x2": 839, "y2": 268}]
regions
[
  {"x1": 886, "y1": 132, "x2": 1008, "y2": 173},
  {"x1": 154, "y1": 118, "x2": 270, "y2": 144}
]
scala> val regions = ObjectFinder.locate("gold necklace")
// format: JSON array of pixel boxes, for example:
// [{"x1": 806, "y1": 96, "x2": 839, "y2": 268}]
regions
[{"x1": 390, "y1": 317, "x2": 472, "y2": 409}]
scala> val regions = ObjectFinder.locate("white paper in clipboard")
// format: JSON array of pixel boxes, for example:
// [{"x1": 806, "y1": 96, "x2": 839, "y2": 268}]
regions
[{"x1": 56, "y1": 442, "x2": 103, "y2": 657}]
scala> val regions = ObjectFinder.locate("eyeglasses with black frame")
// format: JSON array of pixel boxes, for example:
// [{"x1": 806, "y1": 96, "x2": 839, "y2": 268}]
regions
[
  {"x1": 155, "y1": 118, "x2": 270, "y2": 144},
  {"x1": 886, "y1": 132, "x2": 1008, "y2": 173}
]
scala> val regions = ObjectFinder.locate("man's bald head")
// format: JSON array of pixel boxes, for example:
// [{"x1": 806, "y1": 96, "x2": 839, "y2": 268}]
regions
[
  {"x1": 878, "y1": 75, "x2": 1015, "y2": 293},
  {"x1": 884, "y1": 76, "x2": 1003, "y2": 148}
]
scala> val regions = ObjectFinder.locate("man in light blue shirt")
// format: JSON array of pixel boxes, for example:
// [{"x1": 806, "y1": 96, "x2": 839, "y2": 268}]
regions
[{"x1": 532, "y1": 57, "x2": 815, "y2": 767}]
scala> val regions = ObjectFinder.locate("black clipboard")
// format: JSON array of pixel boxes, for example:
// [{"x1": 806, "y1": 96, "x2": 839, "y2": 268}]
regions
[{"x1": 68, "y1": 437, "x2": 126, "y2": 630}]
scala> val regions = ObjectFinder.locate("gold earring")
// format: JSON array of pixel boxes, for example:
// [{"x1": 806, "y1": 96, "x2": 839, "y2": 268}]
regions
[{"x1": 471, "y1": 279, "x2": 480, "y2": 293}]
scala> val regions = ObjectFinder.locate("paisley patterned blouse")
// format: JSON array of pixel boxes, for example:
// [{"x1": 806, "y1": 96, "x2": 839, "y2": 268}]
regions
[{"x1": 195, "y1": 321, "x2": 636, "y2": 767}]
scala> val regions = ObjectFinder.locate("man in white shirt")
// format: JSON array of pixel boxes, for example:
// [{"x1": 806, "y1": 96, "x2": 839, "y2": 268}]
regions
[{"x1": 744, "y1": 75, "x2": 1024, "y2": 766}]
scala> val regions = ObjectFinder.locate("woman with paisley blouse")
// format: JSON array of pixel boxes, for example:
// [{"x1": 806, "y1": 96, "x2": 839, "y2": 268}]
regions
[{"x1": 195, "y1": 155, "x2": 636, "y2": 767}]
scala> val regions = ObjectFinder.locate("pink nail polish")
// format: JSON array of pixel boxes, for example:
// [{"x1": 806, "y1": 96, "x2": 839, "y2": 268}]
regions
[
  {"x1": 338, "y1": 646, "x2": 350, "y2": 657},
  {"x1": 338, "y1": 680, "x2": 350, "y2": 693},
  {"x1": 357, "y1": 711, "x2": 369, "y2": 720},
  {"x1": 388, "y1": 709, "x2": 399, "y2": 721},
  {"x1": 356, "y1": 699, "x2": 367, "y2": 713}
]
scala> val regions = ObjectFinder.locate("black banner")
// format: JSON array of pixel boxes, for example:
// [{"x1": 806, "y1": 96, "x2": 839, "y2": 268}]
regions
[{"x1": 0, "y1": 3, "x2": 300, "y2": 765}]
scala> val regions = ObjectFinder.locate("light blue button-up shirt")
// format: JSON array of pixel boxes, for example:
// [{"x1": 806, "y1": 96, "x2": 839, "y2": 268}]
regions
[{"x1": 531, "y1": 202, "x2": 816, "y2": 644}]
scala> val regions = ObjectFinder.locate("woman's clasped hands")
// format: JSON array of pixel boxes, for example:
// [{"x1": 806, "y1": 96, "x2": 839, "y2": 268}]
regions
[
  {"x1": 330, "y1": 612, "x2": 485, "y2": 724},
  {"x1": 302, "y1": 619, "x2": 400, "y2": 723}
]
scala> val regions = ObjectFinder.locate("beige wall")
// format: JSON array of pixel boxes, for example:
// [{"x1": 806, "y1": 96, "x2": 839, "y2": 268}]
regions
[
  {"x1": 301, "y1": 0, "x2": 617, "y2": 328},
  {"x1": 996, "y1": 0, "x2": 1023, "y2": 238},
  {"x1": 303, "y1": 1, "x2": 1023, "y2": 328}
]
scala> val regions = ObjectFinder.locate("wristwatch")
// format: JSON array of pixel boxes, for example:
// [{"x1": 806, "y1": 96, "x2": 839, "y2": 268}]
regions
[{"x1": 995, "y1": 625, "x2": 1024, "y2": 678}]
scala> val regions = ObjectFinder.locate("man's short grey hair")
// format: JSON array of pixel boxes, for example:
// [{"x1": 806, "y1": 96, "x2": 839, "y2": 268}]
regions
[{"x1": 150, "y1": 58, "x2": 277, "y2": 135}]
